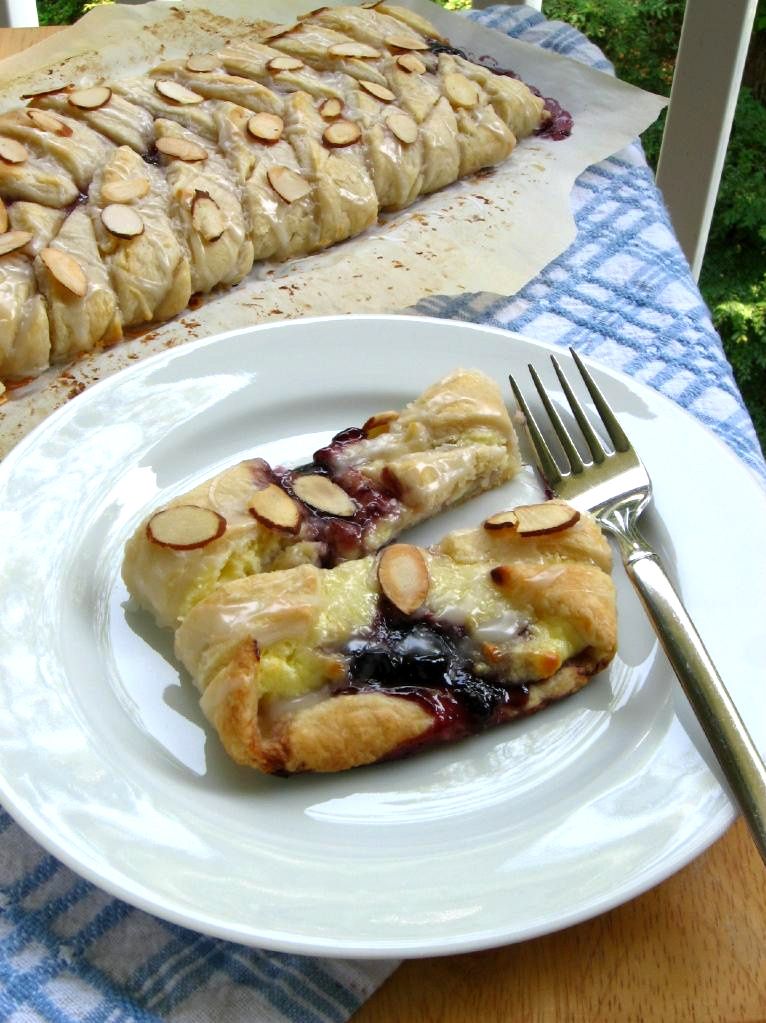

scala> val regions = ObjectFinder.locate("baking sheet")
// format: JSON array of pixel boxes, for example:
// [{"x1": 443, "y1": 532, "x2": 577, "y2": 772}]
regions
[{"x1": 0, "y1": 0, "x2": 666, "y2": 455}]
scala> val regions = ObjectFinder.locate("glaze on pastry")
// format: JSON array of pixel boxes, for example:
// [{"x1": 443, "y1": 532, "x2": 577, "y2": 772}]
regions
[
  {"x1": 174, "y1": 501, "x2": 617, "y2": 774},
  {"x1": 122, "y1": 368, "x2": 521, "y2": 628},
  {"x1": 0, "y1": 3, "x2": 550, "y2": 384}
]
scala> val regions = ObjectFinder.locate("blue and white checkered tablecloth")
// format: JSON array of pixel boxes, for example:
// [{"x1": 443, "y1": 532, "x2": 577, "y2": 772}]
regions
[{"x1": 2, "y1": 6, "x2": 764, "y2": 1023}]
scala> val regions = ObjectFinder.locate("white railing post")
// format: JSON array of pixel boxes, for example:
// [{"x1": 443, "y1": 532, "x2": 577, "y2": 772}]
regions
[
  {"x1": 0, "y1": 0, "x2": 39, "y2": 27},
  {"x1": 656, "y1": 0, "x2": 758, "y2": 280}
]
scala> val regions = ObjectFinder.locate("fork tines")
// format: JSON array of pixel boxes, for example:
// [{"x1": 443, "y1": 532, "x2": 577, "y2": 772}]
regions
[{"x1": 509, "y1": 348, "x2": 632, "y2": 482}]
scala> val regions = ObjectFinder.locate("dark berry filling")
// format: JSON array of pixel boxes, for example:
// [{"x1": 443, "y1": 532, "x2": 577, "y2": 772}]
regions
[
  {"x1": 331, "y1": 599, "x2": 531, "y2": 758},
  {"x1": 427, "y1": 38, "x2": 573, "y2": 141},
  {"x1": 270, "y1": 427, "x2": 400, "y2": 567}
]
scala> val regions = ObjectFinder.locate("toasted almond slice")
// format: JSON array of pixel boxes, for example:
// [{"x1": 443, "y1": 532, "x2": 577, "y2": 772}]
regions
[
  {"x1": 483, "y1": 510, "x2": 519, "y2": 532},
  {"x1": 101, "y1": 177, "x2": 150, "y2": 204},
  {"x1": 513, "y1": 503, "x2": 581, "y2": 537},
  {"x1": 247, "y1": 111, "x2": 284, "y2": 142},
  {"x1": 186, "y1": 53, "x2": 219, "y2": 72},
  {"x1": 323, "y1": 119, "x2": 361, "y2": 147},
  {"x1": 267, "y1": 165, "x2": 311, "y2": 203},
  {"x1": 155, "y1": 136, "x2": 208, "y2": 162},
  {"x1": 362, "y1": 410, "x2": 399, "y2": 438},
  {"x1": 267, "y1": 55, "x2": 304, "y2": 72},
  {"x1": 249, "y1": 483, "x2": 302, "y2": 534},
  {"x1": 191, "y1": 190, "x2": 225, "y2": 242},
  {"x1": 0, "y1": 197, "x2": 7, "y2": 235},
  {"x1": 68, "y1": 85, "x2": 111, "y2": 110},
  {"x1": 101, "y1": 203, "x2": 144, "y2": 239},
  {"x1": 319, "y1": 97, "x2": 343, "y2": 119},
  {"x1": 208, "y1": 463, "x2": 266, "y2": 525},
  {"x1": 328, "y1": 41, "x2": 380, "y2": 59},
  {"x1": 147, "y1": 504, "x2": 226, "y2": 550},
  {"x1": 386, "y1": 112, "x2": 418, "y2": 144},
  {"x1": 298, "y1": 5, "x2": 328, "y2": 17},
  {"x1": 40, "y1": 247, "x2": 87, "y2": 297},
  {"x1": 378, "y1": 544, "x2": 429, "y2": 616},
  {"x1": 155, "y1": 79, "x2": 204, "y2": 105},
  {"x1": 444, "y1": 72, "x2": 480, "y2": 109},
  {"x1": 26, "y1": 108, "x2": 72, "y2": 136},
  {"x1": 0, "y1": 137, "x2": 28, "y2": 164},
  {"x1": 0, "y1": 230, "x2": 32, "y2": 257},
  {"x1": 261, "y1": 23, "x2": 298, "y2": 40},
  {"x1": 386, "y1": 34, "x2": 428, "y2": 51},
  {"x1": 293, "y1": 474, "x2": 356, "y2": 517},
  {"x1": 21, "y1": 86, "x2": 68, "y2": 99},
  {"x1": 359, "y1": 80, "x2": 395, "y2": 102},
  {"x1": 396, "y1": 53, "x2": 426, "y2": 74}
]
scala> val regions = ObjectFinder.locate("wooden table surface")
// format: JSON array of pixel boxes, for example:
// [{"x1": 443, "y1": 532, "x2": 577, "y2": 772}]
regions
[{"x1": 2, "y1": 24, "x2": 765, "y2": 1023}]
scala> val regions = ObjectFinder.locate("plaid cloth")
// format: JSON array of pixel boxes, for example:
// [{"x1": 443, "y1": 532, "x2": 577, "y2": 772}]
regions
[{"x1": 2, "y1": 6, "x2": 764, "y2": 1023}]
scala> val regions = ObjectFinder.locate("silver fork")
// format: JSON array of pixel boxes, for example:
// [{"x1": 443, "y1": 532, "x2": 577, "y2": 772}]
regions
[{"x1": 510, "y1": 348, "x2": 766, "y2": 865}]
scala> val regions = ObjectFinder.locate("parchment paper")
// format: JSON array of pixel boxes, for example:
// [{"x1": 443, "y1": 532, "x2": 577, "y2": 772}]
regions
[{"x1": 0, "y1": 0, "x2": 666, "y2": 455}]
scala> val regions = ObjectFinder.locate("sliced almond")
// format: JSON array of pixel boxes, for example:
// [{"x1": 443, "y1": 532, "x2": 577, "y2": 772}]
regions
[
  {"x1": 0, "y1": 137, "x2": 28, "y2": 164},
  {"x1": 483, "y1": 510, "x2": 519, "y2": 532},
  {"x1": 267, "y1": 165, "x2": 311, "y2": 203},
  {"x1": 319, "y1": 97, "x2": 342, "y2": 119},
  {"x1": 359, "y1": 80, "x2": 395, "y2": 102},
  {"x1": 39, "y1": 247, "x2": 87, "y2": 297},
  {"x1": 513, "y1": 503, "x2": 581, "y2": 537},
  {"x1": 292, "y1": 474, "x2": 356, "y2": 517},
  {"x1": 0, "y1": 230, "x2": 32, "y2": 257},
  {"x1": 68, "y1": 86, "x2": 112, "y2": 110},
  {"x1": 386, "y1": 34, "x2": 428, "y2": 51},
  {"x1": 247, "y1": 111, "x2": 284, "y2": 143},
  {"x1": 249, "y1": 483, "x2": 302, "y2": 534},
  {"x1": 378, "y1": 544, "x2": 429, "y2": 616},
  {"x1": 323, "y1": 119, "x2": 361, "y2": 147},
  {"x1": 101, "y1": 203, "x2": 144, "y2": 239},
  {"x1": 386, "y1": 112, "x2": 417, "y2": 144},
  {"x1": 155, "y1": 136, "x2": 208, "y2": 162},
  {"x1": 0, "y1": 197, "x2": 7, "y2": 235},
  {"x1": 101, "y1": 177, "x2": 150, "y2": 204},
  {"x1": 396, "y1": 53, "x2": 426, "y2": 74},
  {"x1": 444, "y1": 72, "x2": 480, "y2": 109},
  {"x1": 26, "y1": 108, "x2": 72, "y2": 136},
  {"x1": 191, "y1": 190, "x2": 225, "y2": 242},
  {"x1": 267, "y1": 55, "x2": 304, "y2": 72},
  {"x1": 186, "y1": 53, "x2": 219, "y2": 73},
  {"x1": 328, "y1": 41, "x2": 381, "y2": 59},
  {"x1": 362, "y1": 410, "x2": 399, "y2": 438},
  {"x1": 147, "y1": 504, "x2": 226, "y2": 550},
  {"x1": 155, "y1": 79, "x2": 204, "y2": 105},
  {"x1": 261, "y1": 23, "x2": 298, "y2": 41}
]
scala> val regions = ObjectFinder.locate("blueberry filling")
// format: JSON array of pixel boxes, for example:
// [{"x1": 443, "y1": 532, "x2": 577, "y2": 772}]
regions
[
  {"x1": 426, "y1": 38, "x2": 573, "y2": 141},
  {"x1": 331, "y1": 599, "x2": 531, "y2": 756},
  {"x1": 271, "y1": 427, "x2": 400, "y2": 567}
]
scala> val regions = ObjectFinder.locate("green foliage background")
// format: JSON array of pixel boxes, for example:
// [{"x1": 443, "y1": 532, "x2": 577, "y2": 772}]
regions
[{"x1": 37, "y1": 0, "x2": 766, "y2": 449}]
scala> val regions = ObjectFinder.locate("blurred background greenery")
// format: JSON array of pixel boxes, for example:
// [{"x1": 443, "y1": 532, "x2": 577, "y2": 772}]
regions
[{"x1": 37, "y1": 0, "x2": 766, "y2": 449}]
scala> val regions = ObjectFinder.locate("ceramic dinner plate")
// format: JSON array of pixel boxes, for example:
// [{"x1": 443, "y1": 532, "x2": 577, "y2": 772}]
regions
[{"x1": 0, "y1": 316, "x2": 764, "y2": 958}]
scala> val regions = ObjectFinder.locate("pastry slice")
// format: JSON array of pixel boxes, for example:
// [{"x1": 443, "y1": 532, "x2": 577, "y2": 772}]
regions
[
  {"x1": 174, "y1": 502, "x2": 617, "y2": 774},
  {"x1": 0, "y1": 133, "x2": 79, "y2": 208},
  {"x1": 91, "y1": 146, "x2": 191, "y2": 325},
  {"x1": 218, "y1": 38, "x2": 342, "y2": 103},
  {"x1": 110, "y1": 77, "x2": 219, "y2": 142},
  {"x1": 33, "y1": 88, "x2": 155, "y2": 154},
  {"x1": 154, "y1": 119, "x2": 254, "y2": 292},
  {"x1": 0, "y1": 107, "x2": 113, "y2": 193},
  {"x1": 122, "y1": 369, "x2": 521, "y2": 629},
  {"x1": 284, "y1": 90, "x2": 378, "y2": 248},
  {"x1": 35, "y1": 207, "x2": 122, "y2": 361},
  {"x1": 216, "y1": 102, "x2": 319, "y2": 262}
]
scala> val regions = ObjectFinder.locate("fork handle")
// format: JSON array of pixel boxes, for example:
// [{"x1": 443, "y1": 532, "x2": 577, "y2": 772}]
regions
[{"x1": 618, "y1": 535, "x2": 766, "y2": 865}]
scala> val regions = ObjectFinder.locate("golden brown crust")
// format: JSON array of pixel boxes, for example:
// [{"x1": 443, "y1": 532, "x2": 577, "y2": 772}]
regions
[{"x1": 178, "y1": 503, "x2": 618, "y2": 775}]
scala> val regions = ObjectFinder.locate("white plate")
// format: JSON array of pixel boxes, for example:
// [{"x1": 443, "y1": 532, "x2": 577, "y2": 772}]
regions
[{"x1": 1, "y1": 316, "x2": 764, "y2": 959}]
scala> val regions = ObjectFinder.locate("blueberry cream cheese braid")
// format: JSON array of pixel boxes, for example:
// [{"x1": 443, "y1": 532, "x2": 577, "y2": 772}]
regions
[
  {"x1": 0, "y1": 3, "x2": 551, "y2": 385},
  {"x1": 173, "y1": 500, "x2": 617, "y2": 774}
]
